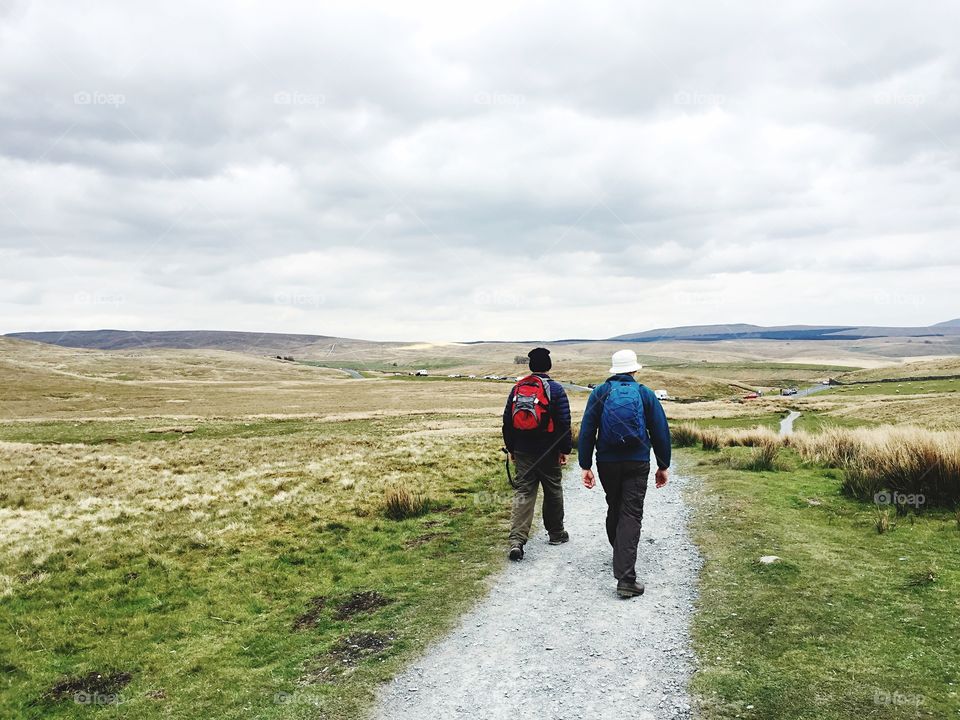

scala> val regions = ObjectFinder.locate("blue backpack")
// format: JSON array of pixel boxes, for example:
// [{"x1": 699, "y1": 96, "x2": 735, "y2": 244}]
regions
[{"x1": 598, "y1": 381, "x2": 647, "y2": 450}]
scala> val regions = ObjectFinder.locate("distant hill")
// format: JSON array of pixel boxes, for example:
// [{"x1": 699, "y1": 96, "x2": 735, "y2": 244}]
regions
[
  {"x1": 610, "y1": 322, "x2": 960, "y2": 342},
  {"x1": 5, "y1": 329, "x2": 374, "y2": 356},
  {"x1": 7, "y1": 320, "x2": 960, "y2": 353}
]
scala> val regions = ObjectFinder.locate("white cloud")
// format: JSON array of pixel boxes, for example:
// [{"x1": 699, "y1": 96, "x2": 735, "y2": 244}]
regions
[{"x1": 1, "y1": 0, "x2": 958, "y2": 340}]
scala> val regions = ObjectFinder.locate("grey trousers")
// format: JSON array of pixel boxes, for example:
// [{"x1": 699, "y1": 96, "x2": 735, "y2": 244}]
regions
[
  {"x1": 508, "y1": 451, "x2": 565, "y2": 545},
  {"x1": 597, "y1": 461, "x2": 650, "y2": 583}
]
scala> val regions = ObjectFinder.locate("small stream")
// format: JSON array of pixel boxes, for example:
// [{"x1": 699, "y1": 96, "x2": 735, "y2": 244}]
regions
[{"x1": 780, "y1": 410, "x2": 801, "y2": 435}]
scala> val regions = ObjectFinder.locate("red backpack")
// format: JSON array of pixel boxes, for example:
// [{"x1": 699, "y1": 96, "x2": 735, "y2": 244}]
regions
[{"x1": 510, "y1": 375, "x2": 554, "y2": 433}]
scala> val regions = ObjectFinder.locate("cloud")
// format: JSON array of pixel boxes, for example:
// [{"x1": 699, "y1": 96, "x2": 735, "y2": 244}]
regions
[{"x1": 1, "y1": 0, "x2": 958, "y2": 340}]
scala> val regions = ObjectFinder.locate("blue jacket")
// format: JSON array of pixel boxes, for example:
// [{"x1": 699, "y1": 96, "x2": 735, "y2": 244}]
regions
[
  {"x1": 502, "y1": 374, "x2": 573, "y2": 457},
  {"x1": 578, "y1": 374, "x2": 671, "y2": 469}
]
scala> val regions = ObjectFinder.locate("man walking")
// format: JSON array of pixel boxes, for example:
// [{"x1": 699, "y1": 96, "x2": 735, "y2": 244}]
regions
[
  {"x1": 578, "y1": 349, "x2": 671, "y2": 597},
  {"x1": 502, "y1": 347, "x2": 572, "y2": 561}
]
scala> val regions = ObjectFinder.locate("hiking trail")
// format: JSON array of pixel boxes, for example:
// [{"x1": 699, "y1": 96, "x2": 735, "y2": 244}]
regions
[{"x1": 374, "y1": 465, "x2": 702, "y2": 719}]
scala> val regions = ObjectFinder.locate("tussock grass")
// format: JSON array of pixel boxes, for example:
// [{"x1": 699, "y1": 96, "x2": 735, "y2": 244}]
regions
[
  {"x1": 723, "y1": 426, "x2": 781, "y2": 448},
  {"x1": 673, "y1": 423, "x2": 783, "y2": 452},
  {"x1": 675, "y1": 422, "x2": 960, "y2": 505},
  {"x1": 699, "y1": 428, "x2": 724, "y2": 451},
  {"x1": 874, "y1": 507, "x2": 891, "y2": 534},
  {"x1": 382, "y1": 485, "x2": 431, "y2": 520},
  {"x1": 738, "y1": 442, "x2": 782, "y2": 472},
  {"x1": 670, "y1": 424, "x2": 701, "y2": 448},
  {"x1": 788, "y1": 425, "x2": 960, "y2": 505}
]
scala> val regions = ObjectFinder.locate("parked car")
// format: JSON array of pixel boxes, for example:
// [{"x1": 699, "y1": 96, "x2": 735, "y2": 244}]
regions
[
  {"x1": 415, "y1": 370, "x2": 428, "y2": 377},
  {"x1": 654, "y1": 389, "x2": 670, "y2": 400},
  {"x1": 781, "y1": 387, "x2": 798, "y2": 396},
  {"x1": 744, "y1": 392, "x2": 760, "y2": 399}
]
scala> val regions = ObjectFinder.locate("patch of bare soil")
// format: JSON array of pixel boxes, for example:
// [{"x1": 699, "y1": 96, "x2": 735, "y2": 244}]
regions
[
  {"x1": 292, "y1": 595, "x2": 328, "y2": 630},
  {"x1": 43, "y1": 670, "x2": 132, "y2": 704},
  {"x1": 302, "y1": 632, "x2": 394, "y2": 684},
  {"x1": 334, "y1": 590, "x2": 391, "y2": 620}
]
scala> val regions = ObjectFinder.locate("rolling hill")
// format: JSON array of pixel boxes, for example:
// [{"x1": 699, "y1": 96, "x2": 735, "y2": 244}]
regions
[
  {"x1": 9, "y1": 321, "x2": 960, "y2": 353},
  {"x1": 611, "y1": 322, "x2": 960, "y2": 342}
]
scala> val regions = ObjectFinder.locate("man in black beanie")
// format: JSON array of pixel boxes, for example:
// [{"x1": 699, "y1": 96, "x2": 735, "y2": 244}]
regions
[{"x1": 502, "y1": 347, "x2": 572, "y2": 560}]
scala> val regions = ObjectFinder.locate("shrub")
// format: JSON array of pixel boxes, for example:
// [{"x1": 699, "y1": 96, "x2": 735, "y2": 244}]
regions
[{"x1": 382, "y1": 485, "x2": 431, "y2": 520}]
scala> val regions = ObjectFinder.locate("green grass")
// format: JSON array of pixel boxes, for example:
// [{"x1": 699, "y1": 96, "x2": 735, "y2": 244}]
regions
[
  {"x1": 683, "y1": 447, "x2": 960, "y2": 718},
  {"x1": 827, "y1": 379, "x2": 960, "y2": 396},
  {"x1": 682, "y1": 414, "x2": 784, "y2": 430},
  {"x1": 298, "y1": 359, "x2": 464, "y2": 373},
  {"x1": 0, "y1": 416, "x2": 512, "y2": 719},
  {"x1": 792, "y1": 413, "x2": 881, "y2": 433},
  {"x1": 0, "y1": 418, "x2": 363, "y2": 446}
]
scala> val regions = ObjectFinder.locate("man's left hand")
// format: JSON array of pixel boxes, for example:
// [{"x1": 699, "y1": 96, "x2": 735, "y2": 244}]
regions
[{"x1": 559, "y1": 453, "x2": 568, "y2": 466}]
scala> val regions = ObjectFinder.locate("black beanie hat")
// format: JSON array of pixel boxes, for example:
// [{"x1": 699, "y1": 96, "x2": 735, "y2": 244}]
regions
[{"x1": 528, "y1": 347, "x2": 552, "y2": 373}]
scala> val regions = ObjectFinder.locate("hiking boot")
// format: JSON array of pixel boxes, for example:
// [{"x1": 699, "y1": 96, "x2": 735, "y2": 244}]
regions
[
  {"x1": 616, "y1": 579, "x2": 645, "y2": 598},
  {"x1": 548, "y1": 531, "x2": 570, "y2": 545},
  {"x1": 508, "y1": 544, "x2": 524, "y2": 561}
]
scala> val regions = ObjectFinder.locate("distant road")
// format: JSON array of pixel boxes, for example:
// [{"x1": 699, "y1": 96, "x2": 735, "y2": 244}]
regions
[
  {"x1": 794, "y1": 383, "x2": 833, "y2": 398},
  {"x1": 559, "y1": 382, "x2": 593, "y2": 393},
  {"x1": 337, "y1": 368, "x2": 364, "y2": 379}
]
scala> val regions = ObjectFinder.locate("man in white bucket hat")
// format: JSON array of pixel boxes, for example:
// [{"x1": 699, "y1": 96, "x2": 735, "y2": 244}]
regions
[{"x1": 578, "y1": 349, "x2": 671, "y2": 597}]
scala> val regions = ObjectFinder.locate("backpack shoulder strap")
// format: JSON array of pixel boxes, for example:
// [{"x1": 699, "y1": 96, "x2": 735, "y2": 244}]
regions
[{"x1": 539, "y1": 376, "x2": 552, "y2": 403}]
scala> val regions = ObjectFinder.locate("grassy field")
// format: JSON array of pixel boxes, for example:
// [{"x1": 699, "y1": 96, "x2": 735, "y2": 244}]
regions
[
  {"x1": 0, "y1": 340, "x2": 525, "y2": 719},
  {"x1": 0, "y1": 412, "x2": 515, "y2": 720},
  {"x1": 4, "y1": 336, "x2": 960, "y2": 718},
  {"x1": 683, "y1": 446, "x2": 960, "y2": 718}
]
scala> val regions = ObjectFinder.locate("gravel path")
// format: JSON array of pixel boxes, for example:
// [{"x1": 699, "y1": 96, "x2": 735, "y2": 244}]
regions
[{"x1": 374, "y1": 464, "x2": 702, "y2": 720}]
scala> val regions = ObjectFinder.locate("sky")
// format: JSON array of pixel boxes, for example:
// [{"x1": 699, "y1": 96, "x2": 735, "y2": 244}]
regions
[{"x1": 1, "y1": 0, "x2": 958, "y2": 341}]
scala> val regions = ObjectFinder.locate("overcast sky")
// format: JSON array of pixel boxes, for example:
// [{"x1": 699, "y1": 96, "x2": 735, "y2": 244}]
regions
[{"x1": 1, "y1": 1, "x2": 958, "y2": 341}]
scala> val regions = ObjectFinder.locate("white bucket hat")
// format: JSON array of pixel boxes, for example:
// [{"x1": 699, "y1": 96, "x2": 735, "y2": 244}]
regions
[{"x1": 609, "y1": 349, "x2": 642, "y2": 374}]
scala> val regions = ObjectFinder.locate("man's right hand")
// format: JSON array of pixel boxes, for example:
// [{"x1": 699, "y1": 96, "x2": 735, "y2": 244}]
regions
[
  {"x1": 582, "y1": 468, "x2": 595, "y2": 489},
  {"x1": 655, "y1": 467, "x2": 669, "y2": 488}
]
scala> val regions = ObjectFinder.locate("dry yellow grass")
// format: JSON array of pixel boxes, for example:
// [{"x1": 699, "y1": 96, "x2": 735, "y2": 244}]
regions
[
  {"x1": 671, "y1": 422, "x2": 960, "y2": 503},
  {"x1": 788, "y1": 425, "x2": 960, "y2": 503},
  {"x1": 0, "y1": 339, "x2": 509, "y2": 421}
]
